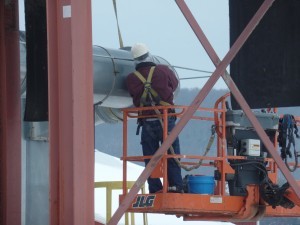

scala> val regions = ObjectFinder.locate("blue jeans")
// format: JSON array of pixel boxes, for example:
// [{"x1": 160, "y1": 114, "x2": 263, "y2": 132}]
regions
[{"x1": 141, "y1": 117, "x2": 183, "y2": 193}]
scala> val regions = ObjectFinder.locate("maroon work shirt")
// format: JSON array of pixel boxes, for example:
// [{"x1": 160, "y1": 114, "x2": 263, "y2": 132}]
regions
[{"x1": 126, "y1": 62, "x2": 178, "y2": 115}]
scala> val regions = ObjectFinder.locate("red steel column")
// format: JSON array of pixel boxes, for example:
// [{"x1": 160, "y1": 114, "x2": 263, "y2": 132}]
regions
[
  {"x1": 0, "y1": 1, "x2": 21, "y2": 225},
  {"x1": 47, "y1": 0, "x2": 94, "y2": 225},
  {"x1": 108, "y1": 1, "x2": 276, "y2": 224}
]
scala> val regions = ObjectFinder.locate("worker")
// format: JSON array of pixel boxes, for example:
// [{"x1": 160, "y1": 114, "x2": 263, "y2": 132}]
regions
[{"x1": 126, "y1": 43, "x2": 183, "y2": 193}]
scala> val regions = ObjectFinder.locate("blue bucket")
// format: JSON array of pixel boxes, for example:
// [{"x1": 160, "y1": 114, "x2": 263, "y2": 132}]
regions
[{"x1": 187, "y1": 175, "x2": 215, "y2": 194}]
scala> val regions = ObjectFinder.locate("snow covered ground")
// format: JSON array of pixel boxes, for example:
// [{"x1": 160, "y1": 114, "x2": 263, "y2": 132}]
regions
[{"x1": 94, "y1": 150, "x2": 234, "y2": 225}]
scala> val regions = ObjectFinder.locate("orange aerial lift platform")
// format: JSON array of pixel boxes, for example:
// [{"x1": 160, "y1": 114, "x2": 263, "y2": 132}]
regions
[
  {"x1": 2, "y1": 0, "x2": 300, "y2": 225},
  {"x1": 109, "y1": 1, "x2": 300, "y2": 224},
  {"x1": 120, "y1": 95, "x2": 300, "y2": 223}
]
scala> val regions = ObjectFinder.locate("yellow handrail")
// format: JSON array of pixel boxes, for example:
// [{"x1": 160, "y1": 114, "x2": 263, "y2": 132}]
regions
[{"x1": 95, "y1": 181, "x2": 148, "y2": 225}]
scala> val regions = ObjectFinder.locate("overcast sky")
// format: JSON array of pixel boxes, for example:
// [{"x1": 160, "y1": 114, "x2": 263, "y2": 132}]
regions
[
  {"x1": 19, "y1": 0, "x2": 230, "y2": 89},
  {"x1": 91, "y1": 0, "x2": 229, "y2": 89}
]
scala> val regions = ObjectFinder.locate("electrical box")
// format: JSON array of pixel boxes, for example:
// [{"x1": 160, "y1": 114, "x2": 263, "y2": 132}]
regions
[{"x1": 241, "y1": 139, "x2": 261, "y2": 156}]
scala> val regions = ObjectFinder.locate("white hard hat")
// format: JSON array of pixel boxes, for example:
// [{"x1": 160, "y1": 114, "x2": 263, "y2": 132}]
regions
[{"x1": 131, "y1": 43, "x2": 149, "y2": 60}]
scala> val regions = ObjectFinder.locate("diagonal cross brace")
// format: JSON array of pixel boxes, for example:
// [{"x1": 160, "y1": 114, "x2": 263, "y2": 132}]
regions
[
  {"x1": 108, "y1": 0, "x2": 298, "y2": 224},
  {"x1": 176, "y1": 0, "x2": 300, "y2": 201}
]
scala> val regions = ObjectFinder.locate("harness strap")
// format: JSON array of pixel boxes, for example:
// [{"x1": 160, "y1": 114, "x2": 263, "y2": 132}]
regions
[
  {"x1": 134, "y1": 67, "x2": 214, "y2": 172},
  {"x1": 133, "y1": 66, "x2": 170, "y2": 107},
  {"x1": 133, "y1": 71, "x2": 147, "y2": 107},
  {"x1": 278, "y1": 114, "x2": 299, "y2": 172}
]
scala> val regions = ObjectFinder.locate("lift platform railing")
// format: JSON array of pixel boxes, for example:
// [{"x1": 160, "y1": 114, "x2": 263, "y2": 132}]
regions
[
  {"x1": 121, "y1": 103, "x2": 228, "y2": 195},
  {"x1": 118, "y1": 94, "x2": 300, "y2": 221},
  {"x1": 121, "y1": 94, "x2": 278, "y2": 197}
]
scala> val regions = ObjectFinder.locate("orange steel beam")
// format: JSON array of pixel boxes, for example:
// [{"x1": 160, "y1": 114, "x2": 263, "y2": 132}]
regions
[
  {"x1": 177, "y1": 0, "x2": 300, "y2": 201},
  {"x1": 108, "y1": 1, "x2": 275, "y2": 224},
  {"x1": 0, "y1": 1, "x2": 21, "y2": 225},
  {"x1": 47, "y1": 0, "x2": 94, "y2": 225}
]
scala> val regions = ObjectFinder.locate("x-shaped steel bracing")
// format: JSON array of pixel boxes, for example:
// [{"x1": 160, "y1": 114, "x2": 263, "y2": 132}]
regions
[{"x1": 108, "y1": 1, "x2": 300, "y2": 224}]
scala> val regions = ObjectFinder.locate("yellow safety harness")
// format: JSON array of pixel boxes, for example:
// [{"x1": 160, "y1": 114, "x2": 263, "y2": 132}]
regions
[
  {"x1": 133, "y1": 66, "x2": 170, "y2": 107},
  {"x1": 134, "y1": 67, "x2": 215, "y2": 172}
]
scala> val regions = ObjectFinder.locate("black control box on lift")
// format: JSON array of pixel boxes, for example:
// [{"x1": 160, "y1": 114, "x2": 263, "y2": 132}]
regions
[{"x1": 225, "y1": 110, "x2": 279, "y2": 196}]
